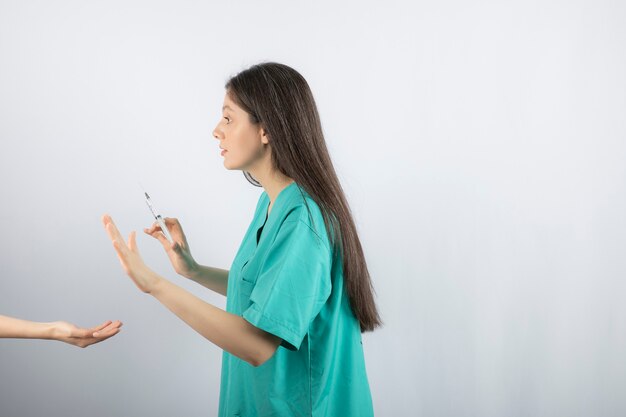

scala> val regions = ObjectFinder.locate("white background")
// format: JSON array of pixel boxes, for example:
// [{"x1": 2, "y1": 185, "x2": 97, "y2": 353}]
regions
[{"x1": 1, "y1": 1, "x2": 625, "y2": 416}]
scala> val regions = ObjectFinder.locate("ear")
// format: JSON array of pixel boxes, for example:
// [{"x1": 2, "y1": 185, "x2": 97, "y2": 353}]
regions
[{"x1": 260, "y1": 127, "x2": 270, "y2": 145}]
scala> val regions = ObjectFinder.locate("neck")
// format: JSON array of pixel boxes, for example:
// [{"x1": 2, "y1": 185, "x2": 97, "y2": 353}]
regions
[{"x1": 247, "y1": 163, "x2": 294, "y2": 213}]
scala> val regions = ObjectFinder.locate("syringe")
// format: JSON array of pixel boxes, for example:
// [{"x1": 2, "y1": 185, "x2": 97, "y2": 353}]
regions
[{"x1": 141, "y1": 185, "x2": 173, "y2": 243}]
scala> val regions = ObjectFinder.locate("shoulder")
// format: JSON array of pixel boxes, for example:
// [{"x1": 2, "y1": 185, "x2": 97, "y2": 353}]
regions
[{"x1": 277, "y1": 185, "x2": 331, "y2": 251}]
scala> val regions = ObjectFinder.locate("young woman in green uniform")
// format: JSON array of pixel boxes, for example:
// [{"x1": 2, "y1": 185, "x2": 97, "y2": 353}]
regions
[{"x1": 102, "y1": 62, "x2": 381, "y2": 416}]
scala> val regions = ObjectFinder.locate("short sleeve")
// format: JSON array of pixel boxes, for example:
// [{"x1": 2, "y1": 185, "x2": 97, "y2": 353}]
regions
[{"x1": 242, "y1": 218, "x2": 332, "y2": 351}]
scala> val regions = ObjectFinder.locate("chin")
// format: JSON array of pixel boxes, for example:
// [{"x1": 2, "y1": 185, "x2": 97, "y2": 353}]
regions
[{"x1": 223, "y1": 160, "x2": 242, "y2": 171}]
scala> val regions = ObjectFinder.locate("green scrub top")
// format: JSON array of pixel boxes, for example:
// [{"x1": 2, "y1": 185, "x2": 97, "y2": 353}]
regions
[{"x1": 218, "y1": 181, "x2": 374, "y2": 417}]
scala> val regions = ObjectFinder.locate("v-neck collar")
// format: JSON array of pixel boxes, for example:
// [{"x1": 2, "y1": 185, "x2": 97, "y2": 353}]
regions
[
  {"x1": 255, "y1": 181, "x2": 298, "y2": 246},
  {"x1": 265, "y1": 181, "x2": 297, "y2": 217}
]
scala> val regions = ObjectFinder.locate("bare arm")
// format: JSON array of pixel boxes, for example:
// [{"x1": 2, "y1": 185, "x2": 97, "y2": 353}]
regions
[
  {"x1": 187, "y1": 265, "x2": 229, "y2": 296},
  {"x1": 150, "y1": 273, "x2": 280, "y2": 366},
  {"x1": 0, "y1": 315, "x2": 122, "y2": 348},
  {"x1": 0, "y1": 315, "x2": 56, "y2": 339},
  {"x1": 105, "y1": 215, "x2": 280, "y2": 366}
]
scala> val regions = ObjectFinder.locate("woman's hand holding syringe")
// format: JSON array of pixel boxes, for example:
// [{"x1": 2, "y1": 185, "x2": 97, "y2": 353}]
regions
[{"x1": 144, "y1": 218, "x2": 229, "y2": 297}]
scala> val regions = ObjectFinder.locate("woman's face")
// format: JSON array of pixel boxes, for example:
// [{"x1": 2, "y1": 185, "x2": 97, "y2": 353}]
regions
[{"x1": 212, "y1": 92, "x2": 269, "y2": 171}]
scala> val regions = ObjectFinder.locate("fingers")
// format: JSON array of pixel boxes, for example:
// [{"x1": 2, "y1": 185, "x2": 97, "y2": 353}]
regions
[
  {"x1": 73, "y1": 321, "x2": 120, "y2": 339},
  {"x1": 143, "y1": 222, "x2": 168, "y2": 242},
  {"x1": 92, "y1": 320, "x2": 113, "y2": 332},
  {"x1": 164, "y1": 218, "x2": 186, "y2": 237},
  {"x1": 102, "y1": 215, "x2": 124, "y2": 243},
  {"x1": 102, "y1": 214, "x2": 128, "y2": 252},
  {"x1": 61, "y1": 318, "x2": 123, "y2": 347},
  {"x1": 92, "y1": 320, "x2": 123, "y2": 338},
  {"x1": 145, "y1": 218, "x2": 179, "y2": 233},
  {"x1": 73, "y1": 328, "x2": 92, "y2": 339},
  {"x1": 142, "y1": 218, "x2": 186, "y2": 256},
  {"x1": 163, "y1": 217, "x2": 180, "y2": 229},
  {"x1": 81, "y1": 324, "x2": 122, "y2": 347},
  {"x1": 145, "y1": 228, "x2": 170, "y2": 246},
  {"x1": 128, "y1": 231, "x2": 138, "y2": 252},
  {"x1": 144, "y1": 221, "x2": 162, "y2": 234},
  {"x1": 92, "y1": 328, "x2": 121, "y2": 344}
]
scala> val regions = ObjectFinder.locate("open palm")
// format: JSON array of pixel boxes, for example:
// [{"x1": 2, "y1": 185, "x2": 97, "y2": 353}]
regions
[
  {"x1": 102, "y1": 214, "x2": 160, "y2": 293},
  {"x1": 54, "y1": 320, "x2": 122, "y2": 348}
]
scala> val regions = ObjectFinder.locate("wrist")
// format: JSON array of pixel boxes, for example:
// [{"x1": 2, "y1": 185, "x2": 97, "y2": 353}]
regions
[
  {"x1": 147, "y1": 271, "x2": 166, "y2": 295},
  {"x1": 186, "y1": 260, "x2": 201, "y2": 281},
  {"x1": 44, "y1": 322, "x2": 60, "y2": 340}
]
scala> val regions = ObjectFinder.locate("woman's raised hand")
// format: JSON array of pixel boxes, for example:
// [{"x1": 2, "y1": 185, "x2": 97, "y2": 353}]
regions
[
  {"x1": 102, "y1": 214, "x2": 161, "y2": 293},
  {"x1": 143, "y1": 217, "x2": 199, "y2": 280}
]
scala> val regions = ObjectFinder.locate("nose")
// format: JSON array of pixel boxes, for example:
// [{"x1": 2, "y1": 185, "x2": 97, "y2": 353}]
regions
[{"x1": 212, "y1": 124, "x2": 223, "y2": 141}]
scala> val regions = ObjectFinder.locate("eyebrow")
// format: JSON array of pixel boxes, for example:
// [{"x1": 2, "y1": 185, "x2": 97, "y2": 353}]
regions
[{"x1": 222, "y1": 105, "x2": 234, "y2": 111}]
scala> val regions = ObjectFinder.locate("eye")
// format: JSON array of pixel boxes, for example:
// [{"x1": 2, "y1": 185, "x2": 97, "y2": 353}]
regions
[{"x1": 223, "y1": 116, "x2": 231, "y2": 124}]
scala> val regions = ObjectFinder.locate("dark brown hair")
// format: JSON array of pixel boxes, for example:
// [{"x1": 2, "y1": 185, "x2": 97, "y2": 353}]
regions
[{"x1": 225, "y1": 62, "x2": 381, "y2": 332}]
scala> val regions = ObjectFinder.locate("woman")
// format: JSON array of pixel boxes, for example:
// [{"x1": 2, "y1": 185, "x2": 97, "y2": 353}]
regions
[
  {"x1": 0, "y1": 315, "x2": 122, "y2": 348},
  {"x1": 102, "y1": 62, "x2": 380, "y2": 416}
]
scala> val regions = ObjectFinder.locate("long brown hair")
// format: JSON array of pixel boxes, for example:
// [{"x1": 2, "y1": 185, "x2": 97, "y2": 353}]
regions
[{"x1": 225, "y1": 62, "x2": 381, "y2": 332}]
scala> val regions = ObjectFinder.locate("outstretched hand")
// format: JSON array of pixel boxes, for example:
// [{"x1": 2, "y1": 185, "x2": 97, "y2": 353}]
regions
[
  {"x1": 102, "y1": 214, "x2": 161, "y2": 293},
  {"x1": 53, "y1": 320, "x2": 123, "y2": 348}
]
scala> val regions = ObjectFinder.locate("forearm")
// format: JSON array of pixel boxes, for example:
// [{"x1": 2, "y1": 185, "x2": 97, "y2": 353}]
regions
[
  {"x1": 187, "y1": 265, "x2": 229, "y2": 297},
  {"x1": 0, "y1": 315, "x2": 54, "y2": 339},
  {"x1": 149, "y1": 274, "x2": 278, "y2": 366}
]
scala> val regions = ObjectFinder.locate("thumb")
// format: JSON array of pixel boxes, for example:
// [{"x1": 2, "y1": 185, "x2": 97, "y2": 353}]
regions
[
  {"x1": 171, "y1": 241, "x2": 183, "y2": 253},
  {"x1": 128, "y1": 231, "x2": 139, "y2": 252},
  {"x1": 73, "y1": 328, "x2": 91, "y2": 339},
  {"x1": 146, "y1": 229, "x2": 170, "y2": 248}
]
